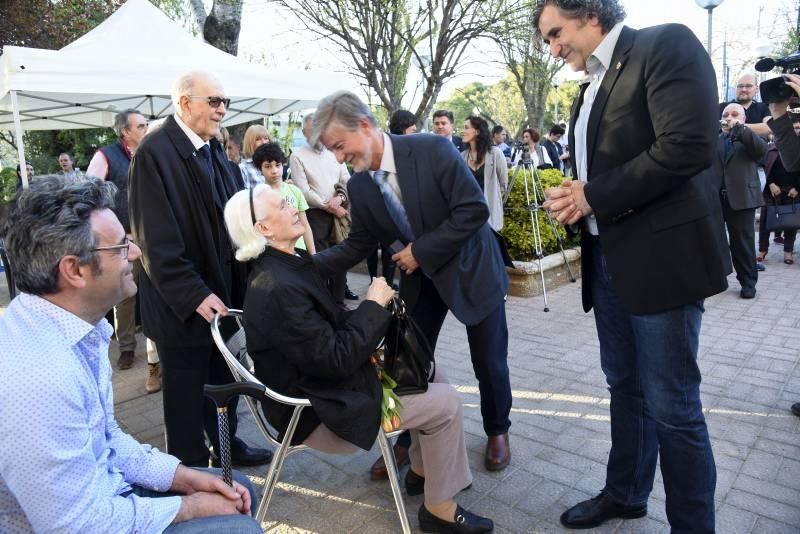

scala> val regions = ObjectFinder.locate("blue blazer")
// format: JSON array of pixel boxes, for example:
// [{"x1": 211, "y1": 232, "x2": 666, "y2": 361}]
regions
[{"x1": 314, "y1": 133, "x2": 508, "y2": 326}]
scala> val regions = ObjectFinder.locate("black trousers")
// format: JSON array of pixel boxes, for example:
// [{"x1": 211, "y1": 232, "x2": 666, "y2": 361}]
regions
[
  {"x1": 409, "y1": 275, "x2": 511, "y2": 436},
  {"x1": 366, "y1": 242, "x2": 397, "y2": 283},
  {"x1": 307, "y1": 208, "x2": 346, "y2": 304},
  {"x1": 722, "y1": 199, "x2": 757, "y2": 290},
  {"x1": 156, "y1": 342, "x2": 240, "y2": 466}
]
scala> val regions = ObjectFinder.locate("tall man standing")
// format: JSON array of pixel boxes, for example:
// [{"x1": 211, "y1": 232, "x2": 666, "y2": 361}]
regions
[
  {"x1": 311, "y1": 91, "x2": 513, "y2": 472},
  {"x1": 86, "y1": 109, "x2": 162, "y2": 392},
  {"x1": 536, "y1": 1, "x2": 727, "y2": 531},
  {"x1": 720, "y1": 73, "x2": 772, "y2": 137},
  {"x1": 290, "y1": 114, "x2": 357, "y2": 304},
  {"x1": 129, "y1": 71, "x2": 271, "y2": 468}
]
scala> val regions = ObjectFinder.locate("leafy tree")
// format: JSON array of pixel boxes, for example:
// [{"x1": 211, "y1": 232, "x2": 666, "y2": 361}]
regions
[
  {"x1": 542, "y1": 81, "x2": 580, "y2": 133},
  {"x1": 435, "y1": 74, "x2": 527, "y2": 137},
  {"x1": 490, "y1": 0, "x2": 564, "y2": 131}
]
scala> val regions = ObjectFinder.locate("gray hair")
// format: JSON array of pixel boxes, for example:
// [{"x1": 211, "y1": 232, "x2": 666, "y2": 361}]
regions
[
  {"x1": 4, "y1": 176, "x2": 117, "y2": 295},
  {"x1": 532, "y1": 0, "x2": 626, "y2": 36},
  {"x1": 224, "y1": 184, "x2": 271, "y2": 262},
  {"x1": 171, "y1": 71, "x2": 219, "y2": 116},
  {"x1": 112, "y1": 109, "x2": 143, "y2": 137},
  {"x1": 310, "y1": 91, "x2": 377, "y2": 147}
]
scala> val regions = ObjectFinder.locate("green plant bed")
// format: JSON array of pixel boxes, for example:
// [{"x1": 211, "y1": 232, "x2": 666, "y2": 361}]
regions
[{"x1": 501, "y1": 167, "x2": 579, "y2": 261}]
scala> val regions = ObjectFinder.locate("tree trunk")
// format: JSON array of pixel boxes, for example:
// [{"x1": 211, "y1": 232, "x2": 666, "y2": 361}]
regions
[{"x1": 204, "y1": 0, "x2": 243, "y2": 55}]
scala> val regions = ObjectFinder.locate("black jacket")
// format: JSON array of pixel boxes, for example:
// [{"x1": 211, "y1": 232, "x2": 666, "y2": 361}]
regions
[
  {"x1": 244, "y1": 248, "x2": 392, "y2": 450},
  {"x1": 129, "y1": 115, "x2": 245, "y2": 346},
  {"x1": 568, "y1": 24, "x2": 728, "y2": 315}
]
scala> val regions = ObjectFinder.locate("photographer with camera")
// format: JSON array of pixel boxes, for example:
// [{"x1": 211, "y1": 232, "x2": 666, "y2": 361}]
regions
[
  {"x1": 716, "y1": 103, "x2": 768, "y2": 299},
  {"x1": 766, "y1": 72, "x2": 800, "y2": 173}
]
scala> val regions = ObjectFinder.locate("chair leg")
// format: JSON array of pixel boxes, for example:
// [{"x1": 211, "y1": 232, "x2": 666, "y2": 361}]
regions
[
  {"x1": 255, "y1": 437, "x2": 291, "y2": 524},
  {"x1": 378, "y1": 431, "x2": 411, "y2": 534}
]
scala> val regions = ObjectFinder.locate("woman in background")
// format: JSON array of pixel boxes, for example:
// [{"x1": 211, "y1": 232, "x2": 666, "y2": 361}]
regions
[
  {"x1": 239, "y1": 124, "x2": 271, "y2": 188},
  {"x1": 461, "y1": 116, "x2": 508, "y2": 231}
]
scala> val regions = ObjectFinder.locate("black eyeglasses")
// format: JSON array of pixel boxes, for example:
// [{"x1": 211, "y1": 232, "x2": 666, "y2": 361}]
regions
[
  {"x1": 188, "y1": 95, "x2": 231, "y2": 108},
  {"x1": 249, "y1": 187, "x2": 257, "y2": 225},
  {"x1": 92, "y1": 237, "x2": 133, "y2": 260}
]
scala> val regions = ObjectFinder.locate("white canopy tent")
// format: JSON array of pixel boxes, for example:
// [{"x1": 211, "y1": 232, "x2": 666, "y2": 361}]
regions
[{"x1": 0, "y1": 0, "x2": 349, "y2": 187}]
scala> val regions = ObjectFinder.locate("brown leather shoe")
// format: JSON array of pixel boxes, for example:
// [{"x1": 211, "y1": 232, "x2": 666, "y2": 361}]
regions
[
  {"x1": 117, "y1": 350, "x2": 135, "y2": 370},
  {"x1": 370, "y1": 444, "x2": 410, "y2": 480},
  {"x1": 485, "y1": 433, "x2": 510, "y2": 471}
]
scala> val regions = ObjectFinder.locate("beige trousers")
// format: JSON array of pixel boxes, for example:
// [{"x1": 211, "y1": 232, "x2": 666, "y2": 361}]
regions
[{"x1": 303, "y1": 370, "x2": 471, "y2": 506}]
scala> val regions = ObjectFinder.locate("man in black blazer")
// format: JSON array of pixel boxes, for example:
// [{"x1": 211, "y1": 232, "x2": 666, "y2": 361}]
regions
[
  {"x1": 717, "y1": 103, "x2": 768, "y2": 298},
  {"x1": 536, "y1": 1, "x2": 727, "y2": 531},
  {"x1": 432, "y1": 109, "x2": 466, "y2": 151},
  {"x1": 310, "y1": 91, "x2": 513, "y2": 471},
  {"x1": 129, "y1": 71, "x2": 270, "y2": 468}
]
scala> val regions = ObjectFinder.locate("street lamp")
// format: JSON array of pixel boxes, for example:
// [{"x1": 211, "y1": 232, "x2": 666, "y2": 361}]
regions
[{"x1": 695, "y1": 0, "x2": 725, "y2": 54}]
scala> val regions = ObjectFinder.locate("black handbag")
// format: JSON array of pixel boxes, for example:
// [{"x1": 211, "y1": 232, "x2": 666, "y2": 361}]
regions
[
  {"x1": 765, "y1": 201, "x2": 800, "y2": 231},
  {"x1": 381, "y1": 296, "x2": 435, "y2": 396}
]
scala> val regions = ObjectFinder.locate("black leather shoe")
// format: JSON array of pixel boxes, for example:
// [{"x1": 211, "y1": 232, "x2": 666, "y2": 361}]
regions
[
  {"x1": 419, "y1": 504, "x2": 493, "y2": 533},
  {"x1": 406, "y1": 469, "x2": 472, "y2": 497},
  {"x1": 344, "y1": 288, "x2": 359, "y2": 300},
  {"x1": 212, "y1": 442, "x2": 273, "y2": 467},
  {"x1": 791, "y1": 403, "x2": 800, "y2": 417},
  {"x1": 740, "y1": 286, "x2": 757, "y2": 299},
  {"x1": 560, "y1": 492, "x2": 646, "y2": 529}
]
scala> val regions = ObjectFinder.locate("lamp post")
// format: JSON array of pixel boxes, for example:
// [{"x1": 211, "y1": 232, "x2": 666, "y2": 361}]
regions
[{"x1": 695, "y1": 0, "x2": 725, "y2": 54}]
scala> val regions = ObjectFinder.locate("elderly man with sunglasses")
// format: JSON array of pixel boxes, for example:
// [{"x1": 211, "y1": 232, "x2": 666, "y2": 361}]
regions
[{"x1": 129, "y1": 71, "x2": 272, "y2": 469}]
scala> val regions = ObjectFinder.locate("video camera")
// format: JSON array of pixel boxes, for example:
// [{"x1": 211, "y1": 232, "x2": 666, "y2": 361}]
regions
[{"x1": 756, "y1": 51, "x2": 800, "y2": 105}]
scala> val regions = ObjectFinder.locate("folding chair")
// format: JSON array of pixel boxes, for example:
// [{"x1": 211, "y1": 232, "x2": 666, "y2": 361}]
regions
[
  {"x1": 209, "y1": 310, "x2": 411, "y2": 533},
  {"x1": 0, "y1": 239, "x2": 17, "y2": 300}
]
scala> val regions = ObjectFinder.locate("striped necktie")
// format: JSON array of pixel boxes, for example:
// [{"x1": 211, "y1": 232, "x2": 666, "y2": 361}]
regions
[{"x1": 372, "y1": 170, "x2": 414, "y2": 243}]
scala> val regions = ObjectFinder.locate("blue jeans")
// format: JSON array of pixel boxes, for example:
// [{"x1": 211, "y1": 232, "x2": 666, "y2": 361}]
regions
[
  {"x1": 127, "y1": 468, "x2": 261, "y2": 533},
  {"x1": 590, "y1": 238, "x2": 715, "y2": 533}
]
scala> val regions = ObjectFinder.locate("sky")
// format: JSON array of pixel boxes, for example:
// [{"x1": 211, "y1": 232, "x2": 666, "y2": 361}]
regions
[{"x1": 234, "y1": 0, "x2": 797, "y2": 104}]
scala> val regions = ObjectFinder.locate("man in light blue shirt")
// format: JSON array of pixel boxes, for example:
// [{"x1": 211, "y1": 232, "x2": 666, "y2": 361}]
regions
[{"x1": 0, "y1": 177, "x2": 261, "y2": 533}]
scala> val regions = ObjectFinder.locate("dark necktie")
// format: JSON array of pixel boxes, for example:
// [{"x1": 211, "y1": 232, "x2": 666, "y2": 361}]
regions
[
  {"x1": 198, "y1": 144, "x2": 223, "y2": 207},
  {"x1": 372, "y1": 170, "x2": 414, "y2": 243}
]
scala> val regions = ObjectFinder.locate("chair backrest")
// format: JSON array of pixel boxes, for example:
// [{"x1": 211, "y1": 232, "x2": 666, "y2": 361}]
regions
[{"x1": 210, "y1": 310, "x2": 310, "y2": 450}]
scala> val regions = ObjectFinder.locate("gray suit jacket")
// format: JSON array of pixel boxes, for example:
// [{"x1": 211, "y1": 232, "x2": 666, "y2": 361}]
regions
[{"x1": 717, "y1": 125, "x2": 768, "y2": 210}]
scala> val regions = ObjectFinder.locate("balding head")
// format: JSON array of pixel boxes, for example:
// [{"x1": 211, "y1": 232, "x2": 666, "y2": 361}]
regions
[
  {"x1": 735, "y1": 73, "x2": 757, "y2": 106},
  {"x1": 721, "y1": 103, "x2": 746, "y2": 132},
  {"x1": 171, "y1": 71, "x2": 226, "y2": 141}
]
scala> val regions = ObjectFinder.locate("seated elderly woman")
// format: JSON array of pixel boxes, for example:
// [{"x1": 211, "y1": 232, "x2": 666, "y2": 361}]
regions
[{"x1": 224, "y1": 185, "x2": 493, "y2": 534}]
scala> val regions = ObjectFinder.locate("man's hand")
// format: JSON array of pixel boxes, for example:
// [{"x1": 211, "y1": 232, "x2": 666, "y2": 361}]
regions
[
  {"x1": 325, "y1": 195, "x2": 343, "y2": 211},
  {"x1": 543, "y1": 180, "x2": 592, "y2": 225},
  {"x1": 174, "y1": 491, "x2": 248, "y2": 523},
  {"x1": 769, "y1": 183, "x2": 782, "y2": 197},
  {"x1": 789, "y1": 187, "x2": 799, "y2": 199},
  {"x1": 171, "y1": 465, "x2": 252, "y2": 517},
  {"x1": 331, "y1": 205, "x2": 347, "y2": 218},
  {"x1": 195, "y1": 293, "x2": 228, "y2": 323},
  {"x1": 391, "y1": 243, "x2": 419, "y2": 275}
]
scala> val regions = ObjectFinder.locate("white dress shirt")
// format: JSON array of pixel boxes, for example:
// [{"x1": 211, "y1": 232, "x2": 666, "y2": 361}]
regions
[{"x1": 574, "y1": 22, "x2": 624, "y2": 236}]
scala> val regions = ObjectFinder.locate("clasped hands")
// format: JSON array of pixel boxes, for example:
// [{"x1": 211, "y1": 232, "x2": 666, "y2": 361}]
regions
[
  {"x1": 325, "y1": 195, "x2": 347, "y2": 218},
  {"x1": 543, "y1": 180, "x2": 593, "y2": 225}
]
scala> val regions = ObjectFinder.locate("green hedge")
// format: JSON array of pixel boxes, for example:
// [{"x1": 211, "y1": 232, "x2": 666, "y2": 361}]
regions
[{"x1": 500, "y1": 167, "x2": 578, "y2": 261}]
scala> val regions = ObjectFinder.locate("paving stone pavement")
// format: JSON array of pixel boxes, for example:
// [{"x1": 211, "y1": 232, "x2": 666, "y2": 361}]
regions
[{"x1": 2, "y1": 240, "x2": 800, "y2": 533}]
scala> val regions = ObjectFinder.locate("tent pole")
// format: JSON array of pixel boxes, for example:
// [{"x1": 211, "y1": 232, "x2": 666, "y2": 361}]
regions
[{"x1": 10, "y1": 91, "x2": 29, "y2": 189}]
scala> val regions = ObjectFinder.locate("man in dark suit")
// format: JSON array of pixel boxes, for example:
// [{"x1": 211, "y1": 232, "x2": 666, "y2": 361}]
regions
[
  {"x1": 536, "y1": 1, "x2": 727, "y2": 531},
  {"x1": 717, "y1": 103, "x2": 768, "y2": 298},
  {"x1": 129, "y1": 71, "x2": 271, "y2": 468},
  {"x1": 310, "y1": 91, "x2": 513, "y2": 472},
  {"x1": 432, "y1": 109, "x2": 466, "y2": 151}
]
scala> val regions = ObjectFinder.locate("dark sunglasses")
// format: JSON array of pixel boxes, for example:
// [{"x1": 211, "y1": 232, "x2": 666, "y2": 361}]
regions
[{"x1": 188, "y1": 95, "x2": 231, "y2": 108}]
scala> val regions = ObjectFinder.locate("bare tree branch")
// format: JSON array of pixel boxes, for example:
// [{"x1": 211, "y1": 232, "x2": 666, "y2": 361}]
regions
[{"x1": 271, "y1": 0, "x2": 523, "y2": 120}]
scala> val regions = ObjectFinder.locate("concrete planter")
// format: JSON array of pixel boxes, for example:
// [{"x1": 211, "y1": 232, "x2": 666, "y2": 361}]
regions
[{"x1": 507, "y1": 247, "x2": 582, "y2": 298}]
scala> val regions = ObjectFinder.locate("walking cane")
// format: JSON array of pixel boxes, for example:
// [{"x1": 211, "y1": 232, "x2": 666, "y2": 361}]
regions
[{"x1": 203, "y1": 382, "x2": 265, "y2": 486}]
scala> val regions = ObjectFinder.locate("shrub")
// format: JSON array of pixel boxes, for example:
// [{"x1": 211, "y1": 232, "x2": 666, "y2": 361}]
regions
[{"x1": 500, "y1": 166, "x2": 578, "y2": 261}]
